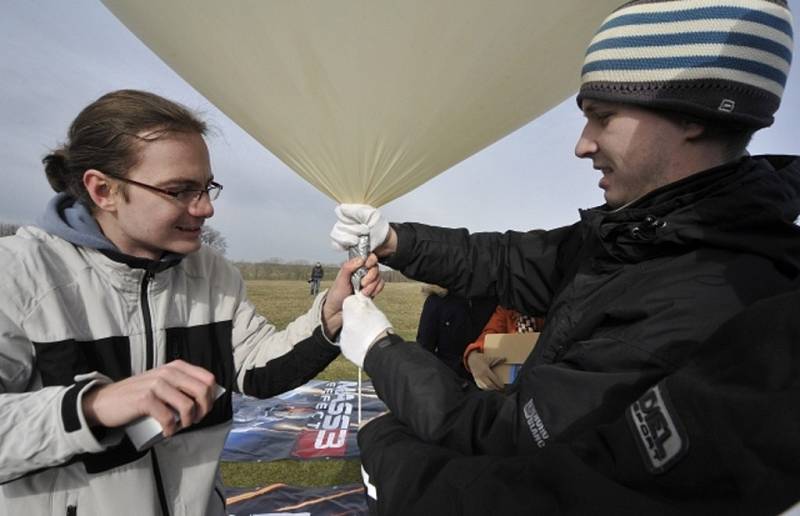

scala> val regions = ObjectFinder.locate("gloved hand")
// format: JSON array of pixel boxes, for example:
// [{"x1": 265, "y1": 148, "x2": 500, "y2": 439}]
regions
[
  {"x1": 466, "y1": 351, "x2": 506, "y2": 391},
  {"x1": 340, "y1": 292, "x2": 394, "y2": 368},
  {"x1": 321, "y1": 255, "x2": 385, "y2": 339},
  {"x1": 330, "y1": 204, "x2": 390, "y2": 252}
]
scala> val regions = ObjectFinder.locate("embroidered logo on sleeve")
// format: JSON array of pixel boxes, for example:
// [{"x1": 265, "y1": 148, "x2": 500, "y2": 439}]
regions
[
  {"x1": 626, "y1": 384, "x2": 689, "y2": 474},
  {"x1": 523, "y1": 398, "x2": 550, "y2": 448}
]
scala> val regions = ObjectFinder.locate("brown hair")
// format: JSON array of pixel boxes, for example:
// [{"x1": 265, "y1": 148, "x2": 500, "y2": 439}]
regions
[{"x1": 42, "y1": 90, "x2": 207, "y2": 207}]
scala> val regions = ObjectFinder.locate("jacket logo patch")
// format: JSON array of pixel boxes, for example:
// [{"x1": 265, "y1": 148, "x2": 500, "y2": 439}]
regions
[
  {"x1": 627, "y1": 384, "x2": 688, "y2": 474},
  {"x1": 523, "y1": 398, "x2": 550, "y2": 448}
]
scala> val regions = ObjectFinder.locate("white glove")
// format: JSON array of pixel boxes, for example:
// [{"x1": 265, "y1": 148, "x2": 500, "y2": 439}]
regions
[
  {"x1": 340, "y1": 292, "x2": 393, "y2": 368},
  {"x1": 466, "y1": 352, "x2": 506, "y2": 391},
  {"x1": 330, "y1": 204, "x2": 390, "y2": 252}
]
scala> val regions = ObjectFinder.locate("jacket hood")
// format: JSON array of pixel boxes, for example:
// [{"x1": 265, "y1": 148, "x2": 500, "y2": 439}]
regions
[
  {"x1": 36, "y1": 193, "x2": 183, "y2": 271},
  {"x1": 582, "y1": 155, "x2": 800, "y2": 274},
  {"x1": 37, "y1": 193, "x2": 118, "y2": 252}
]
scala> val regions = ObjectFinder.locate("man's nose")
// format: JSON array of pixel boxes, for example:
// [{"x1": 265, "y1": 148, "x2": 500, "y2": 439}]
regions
[
  {"x1": 189, "y1": 191, "x2": 215, "y2": 218},
  {"x1": 574, "y1": 125, "x2": 597, "y2": 158}
]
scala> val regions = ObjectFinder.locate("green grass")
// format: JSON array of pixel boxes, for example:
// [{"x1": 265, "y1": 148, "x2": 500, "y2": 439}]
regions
[
  {"x1": 244, "y1": 279, "x2": 424, "y2": 341},
  {"x1": 222, "y1": 459, "x2": 363, "y2": 489},
  {"x1": 220, "y1": 279, "x2": 425, "y2": 487}
]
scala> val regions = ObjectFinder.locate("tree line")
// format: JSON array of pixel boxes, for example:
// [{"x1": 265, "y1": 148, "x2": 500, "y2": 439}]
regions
[
  {"x1": 232, "y1": 261, "x2": 411, "y2": 282},
  {"x1": 0, "y1": 223, "x2": 20, "y2": 237}
]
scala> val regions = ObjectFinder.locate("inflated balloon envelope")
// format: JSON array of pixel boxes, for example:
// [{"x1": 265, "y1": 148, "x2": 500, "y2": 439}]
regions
[{"x1": 101, "y1": 0, "x2": 622, "y2": 207}]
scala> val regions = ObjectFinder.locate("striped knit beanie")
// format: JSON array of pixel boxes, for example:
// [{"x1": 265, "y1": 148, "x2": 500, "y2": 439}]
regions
[{"x1": 578, "y1": 0, "x2": 794, "y2": 128}]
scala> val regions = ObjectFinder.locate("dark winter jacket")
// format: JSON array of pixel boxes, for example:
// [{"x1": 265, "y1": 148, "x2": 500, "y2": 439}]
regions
[
  {"x1": 416, "y1": 293, "x2": 496, "y2": 379},
  {"x1": 310, "y1": 264, "x2": 325, "y2": 280},
  {"x1": 359, "y1": 155, "x2": 800, "y2": 514},
  {"x1": 359, "y1": 288, "x2": 800, "y2": 515}
]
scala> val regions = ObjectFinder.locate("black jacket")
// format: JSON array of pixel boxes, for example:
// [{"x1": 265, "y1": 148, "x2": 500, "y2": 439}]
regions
[
  {"x1": 360, "y1": 155, "x2": 800, "y2": 514},
  {"x1": 416, "y1": 293, "x2": 496, "y2": 379},
  {"x1": 359, "y1": 288, "x2": 800, "y2": 515}
]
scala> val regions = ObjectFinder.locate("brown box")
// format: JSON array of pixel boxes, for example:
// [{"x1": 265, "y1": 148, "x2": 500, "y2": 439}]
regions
[{"x1": 483, "y1": 332, "x2": 539, "y2": 384}]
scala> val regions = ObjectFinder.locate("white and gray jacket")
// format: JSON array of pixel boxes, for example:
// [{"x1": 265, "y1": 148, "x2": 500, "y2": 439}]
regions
[{"x1": 0, "y1": 225, "x2": 339, "y2": 516}]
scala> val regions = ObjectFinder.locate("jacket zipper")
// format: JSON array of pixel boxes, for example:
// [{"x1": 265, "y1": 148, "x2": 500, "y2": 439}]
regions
[
  {"x1": 141, "y1": 270, "x2": 155, "y2": 370},
  {"x1": 141, "y1": 270, "x2": 169, "y2": 515},
  {"x1": 151, "y1": 450, "x2": 171, "y2": 516},
  {"x1": 214, "y1": 484, "x2": 226, "y2": 511}
]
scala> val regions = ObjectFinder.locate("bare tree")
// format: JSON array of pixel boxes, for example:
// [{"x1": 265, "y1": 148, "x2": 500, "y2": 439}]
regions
[
  {"x1": 0, "y1": 223, "x2": 20, "y2": 237},
  {"x1": 200, "y1": 225, "x2": 227, "y2": 255}
]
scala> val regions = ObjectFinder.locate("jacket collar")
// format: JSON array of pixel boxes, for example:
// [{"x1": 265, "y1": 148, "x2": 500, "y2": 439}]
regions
[
  {"x1": 37, "y1": 193, "x2": 184, "y2": 272},
  {"x1": 579, "y1": 155, "x2": 800, "y2": 273}
]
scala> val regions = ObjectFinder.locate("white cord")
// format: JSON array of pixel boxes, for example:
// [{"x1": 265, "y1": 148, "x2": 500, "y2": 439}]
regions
[
  {"x1": 358, "y1": 367, "x2": 363, "y2": 425},
  {"x1": 347, "y1": 233, "x2": 369, "y2": 427}
]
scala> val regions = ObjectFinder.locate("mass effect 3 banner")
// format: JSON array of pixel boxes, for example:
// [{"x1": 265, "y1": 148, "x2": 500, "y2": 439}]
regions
[{"x1": 223, "y1": 380, "x2": 387, "y2": 461}]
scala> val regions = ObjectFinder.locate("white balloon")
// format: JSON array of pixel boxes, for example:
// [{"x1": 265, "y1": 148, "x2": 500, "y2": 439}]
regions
[{"x1": 102, "y1": 0, "x2": 621, "y2": 206}]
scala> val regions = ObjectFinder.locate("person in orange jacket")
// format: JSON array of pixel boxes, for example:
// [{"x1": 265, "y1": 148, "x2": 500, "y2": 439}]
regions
[{"x1": 463, "y1": 306, "x2": 544, "y2": 390}]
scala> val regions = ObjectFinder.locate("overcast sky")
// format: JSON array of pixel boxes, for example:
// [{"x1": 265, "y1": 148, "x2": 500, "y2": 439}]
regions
[{"x1": 2, "y1": 0, "x2": 798, "y2": 263}]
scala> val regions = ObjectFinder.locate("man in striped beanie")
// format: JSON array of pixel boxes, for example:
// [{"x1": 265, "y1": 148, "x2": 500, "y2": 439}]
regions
[
  {"x1": 331, "y1": 1, "x2": 800, "y2": 514},
  {"x1": 575, "y1": 0, "x2": 793, "y2": 207}
]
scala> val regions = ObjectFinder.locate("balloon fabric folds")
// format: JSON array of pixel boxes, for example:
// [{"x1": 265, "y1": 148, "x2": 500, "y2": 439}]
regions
[{"x1": 102, "y1": 0, "x2": 622, "y2": 207}]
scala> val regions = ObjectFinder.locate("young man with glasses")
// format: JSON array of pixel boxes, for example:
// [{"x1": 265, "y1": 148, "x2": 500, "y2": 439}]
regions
[{"x1": 0, "y1": 90, "x2": 382, "y2": 516}]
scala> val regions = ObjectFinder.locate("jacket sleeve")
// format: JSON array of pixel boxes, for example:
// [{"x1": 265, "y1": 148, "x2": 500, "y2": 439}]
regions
[
  {"x1": 0, "y1": 308, "x2": 115, "y2": 483},
  {"x1": 230, "y1": 274, "x2": 340, "y2": 399},
  {"x1": 382, "y1": 222, "x2": 581, "y2": 317},
  {"x1": 358, "y1": 414, "x2": 671, "y2": 516},
  {"x1": 364, "y1": 335, "x2": 520, "y2": 456}
]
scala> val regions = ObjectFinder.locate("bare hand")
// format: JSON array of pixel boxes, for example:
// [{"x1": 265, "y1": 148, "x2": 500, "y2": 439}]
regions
[
  {"x1": 322, "y1": 254, "x2": 385, "y2": 338},
  {"x1": 467, "y1": 352, "x2": 506, "y2": 391},
  {"x1": 82, "y1": 360, "x2": 217, "y2": 437}
]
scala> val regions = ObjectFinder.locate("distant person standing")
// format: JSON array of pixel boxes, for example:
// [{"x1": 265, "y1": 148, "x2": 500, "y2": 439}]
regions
[{"x1": 309, "y1": 261, "x2": 324, "y2": 295}]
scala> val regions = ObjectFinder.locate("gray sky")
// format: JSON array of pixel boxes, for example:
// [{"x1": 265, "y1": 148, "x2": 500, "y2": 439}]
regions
[{"x1": 2, "y1": 0, "x2": 799, "y2": 263}]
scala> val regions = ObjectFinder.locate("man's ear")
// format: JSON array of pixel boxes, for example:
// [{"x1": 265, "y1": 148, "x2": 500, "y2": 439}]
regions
[
  {"x1": 681, "y1": 120, "x2": 705, "y2": 141},
  {"x1": 83, "y1": 169, "x2": 117, "y2": 212}
]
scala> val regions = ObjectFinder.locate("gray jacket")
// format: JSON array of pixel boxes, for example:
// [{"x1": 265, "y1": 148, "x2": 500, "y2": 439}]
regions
[{"x1": 0, "y1": 200, "x2": 339, "y2": 515}]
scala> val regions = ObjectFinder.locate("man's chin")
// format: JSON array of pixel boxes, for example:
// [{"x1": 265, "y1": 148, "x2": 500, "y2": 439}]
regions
[
  {"x1": 603, "y1": 193, "x2": 622, "y2": 209},
  {"x1": 167, "y1": 239, "x2": 202, "y2": 256}
]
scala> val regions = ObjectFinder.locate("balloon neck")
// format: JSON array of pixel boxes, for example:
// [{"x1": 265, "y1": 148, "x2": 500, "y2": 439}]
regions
[{"x1": 348, "y1": 234, "x2": 370, "y2": 292}]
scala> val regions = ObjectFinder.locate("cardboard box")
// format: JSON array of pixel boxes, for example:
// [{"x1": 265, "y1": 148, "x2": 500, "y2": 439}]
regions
[{"x1": 483, "y1": 332, "x2": 539, "y2": 385}]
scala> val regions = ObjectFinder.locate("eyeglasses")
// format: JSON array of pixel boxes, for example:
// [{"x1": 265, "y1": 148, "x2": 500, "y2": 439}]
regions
[{"x1": 105, "y1": 174, "x2": 223, "y2": 205}]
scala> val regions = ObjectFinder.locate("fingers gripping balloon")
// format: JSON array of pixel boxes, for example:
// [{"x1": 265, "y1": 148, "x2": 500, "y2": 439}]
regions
[{"x1": 332, "y1": 203, "x2": 390, "y2": 293}]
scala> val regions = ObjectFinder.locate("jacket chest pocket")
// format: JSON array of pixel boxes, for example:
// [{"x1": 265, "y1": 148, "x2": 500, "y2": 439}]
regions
[{"x1": 165, "y1": 321, "x2": 235, "y2": 429}]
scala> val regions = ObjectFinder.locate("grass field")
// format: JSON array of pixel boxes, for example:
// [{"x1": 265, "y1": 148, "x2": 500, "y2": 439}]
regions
[{"x1": 220, "y1": 279, "x2": 425, "y2": 488}]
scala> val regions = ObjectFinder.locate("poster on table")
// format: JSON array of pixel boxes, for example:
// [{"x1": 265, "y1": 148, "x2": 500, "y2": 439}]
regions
[{"x1": 223, "y1": 380, "x2": 387, "y2": 461}]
